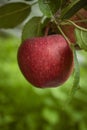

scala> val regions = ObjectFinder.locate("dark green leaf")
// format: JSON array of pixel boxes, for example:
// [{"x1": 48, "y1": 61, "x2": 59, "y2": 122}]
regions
[
  {"x1": 75, "y1": 28, "x2": 87, "y2": 51},
  {"x1": 38, "y1": 0, "x2": 62, "y2": 17},
  {"x1": 61, "y1": 0, "x2": 87, "y2": 19},
  {"x1": 0, "y1": 2, "x2": 31, "y2": 28},
  {"x1": 22, "y1": 17, "x2": 43, "y2": 41}
]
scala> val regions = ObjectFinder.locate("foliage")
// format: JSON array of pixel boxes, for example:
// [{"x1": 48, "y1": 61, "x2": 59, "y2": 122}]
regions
[
  {"x1": 0, "y1": 2, "x2": 31, "y2": 28},
  {"x1": 75, "y1": 29, "x2": 87, "y2": 51},
  {"x1": 22, "y1": 16, "x2": 43, "y2": 41}
]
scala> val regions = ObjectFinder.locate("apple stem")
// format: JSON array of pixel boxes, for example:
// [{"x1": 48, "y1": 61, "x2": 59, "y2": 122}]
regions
[
  {"x1": 66, "y1": 20, "x2": 87, "y2": 31},
  {"x1": 44, "y1": 23, "x2": 50, "y2": 36}
]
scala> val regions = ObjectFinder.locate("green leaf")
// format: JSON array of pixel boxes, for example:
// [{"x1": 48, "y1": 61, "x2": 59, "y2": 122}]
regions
[
  {"x1": 38, "y1": 0, "x2": 62, "y2": 17},
  {"x1": 0, "y1": 2, "x2": 31, "y2": 28},
  {"x1": 70, "y1": 48, "x2": 80, "y2": 97},
  {"x1": 75, "y1": 28, "x2": 87, "y2": 51},
  {"x1": 65, "y1": 47, "x2": 80, "y2": 104},
  {"x1": 61, "y1": 0, "x2": 87, "y2": 19},
  {"x1": 22, "y1": 17, "x2": 43, "y2": 41}
]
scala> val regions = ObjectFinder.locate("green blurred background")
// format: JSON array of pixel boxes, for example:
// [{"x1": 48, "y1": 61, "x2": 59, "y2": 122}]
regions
[{"x1": 0, "y1": 33, "x2": 87, "y2": 130}]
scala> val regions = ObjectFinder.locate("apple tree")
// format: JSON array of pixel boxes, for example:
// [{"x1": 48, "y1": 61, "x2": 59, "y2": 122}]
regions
[{"x1": 0, "y1": 0, "x2": 87, "y2": 98}]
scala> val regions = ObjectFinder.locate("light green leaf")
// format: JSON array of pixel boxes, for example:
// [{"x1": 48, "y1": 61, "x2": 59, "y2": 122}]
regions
[
  {"x1": 66, "y1": 47, "x2": 80, "y2": 104},
  {"x1": 70, "y1": 48, "x2": 80, "y2": 97},
  {"x1": 38, "y1": 0, "x2": 62, "y2": 17},
  {"x1": 22, "y1": 17, "x2": 43, "y2": 41},
  {"x1": 0, "y1": 2, "x2": 31, "y2": 28},
  {"x1": 75, "y1": 28, "x2": 87, "y2": 51}
]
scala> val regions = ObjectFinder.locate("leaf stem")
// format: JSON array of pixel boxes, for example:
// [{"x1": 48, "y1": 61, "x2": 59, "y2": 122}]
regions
[
  {"x1": 61, "y1": 19, "x2": 87, "y2": 25},
  {"x1": 47, "y1": 5, "x2": 72, "y2": 46},
  {"x1": 66, "y1": 19, "x2": 87, "y2": 31},
  {"x1": 52, "y1": 16, "x2": 71, "y2": 46},
  {"x1": 58, "y1": 25, "x2": 71, "y2": 45},
  {"x1": 75, "y1": 19, "x2": 87, "y2": 23}
]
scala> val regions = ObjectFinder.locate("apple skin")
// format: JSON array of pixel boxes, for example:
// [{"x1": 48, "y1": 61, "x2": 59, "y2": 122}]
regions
[
  {"x1": 17, "y1": 35, "x2": 73, "y2": 88},
  {"x1": 61, "y1": 9, "x2": 87, "y2": 43}
]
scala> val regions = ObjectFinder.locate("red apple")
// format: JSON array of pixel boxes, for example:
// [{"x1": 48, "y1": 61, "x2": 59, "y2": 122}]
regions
[
  {"x1": 61, "y1": 9, "x2": 87, "y2": 43},
  {"x1": 17, "y1": 35, "x2": 73, "y2": 88}
]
